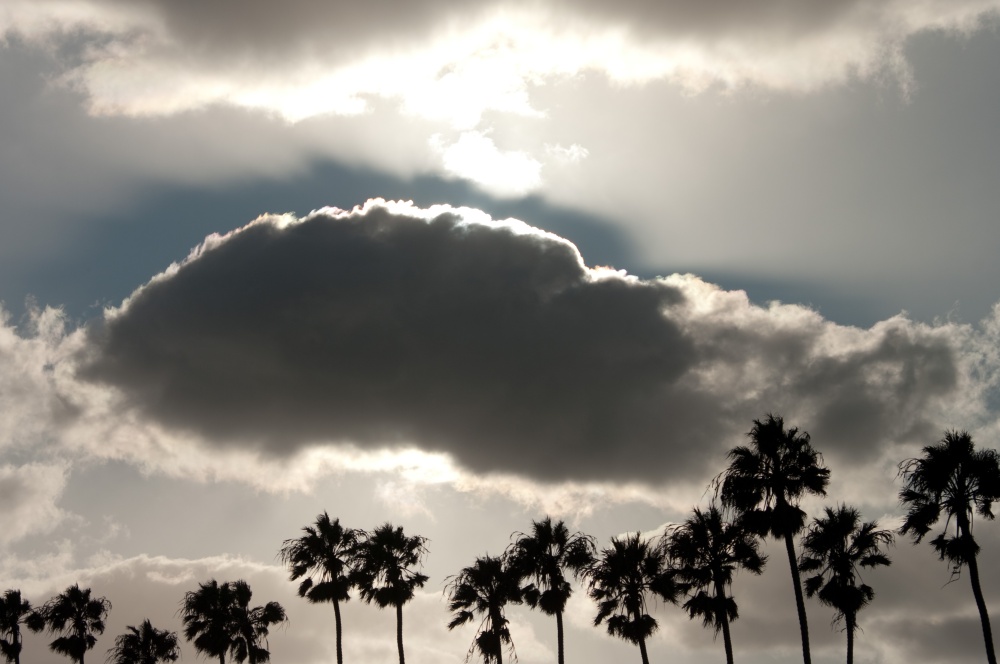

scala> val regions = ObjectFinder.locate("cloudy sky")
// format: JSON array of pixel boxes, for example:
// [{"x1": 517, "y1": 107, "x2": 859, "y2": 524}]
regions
[{"x1": 2, "y1": 1, "x2": 1000, "y2": 663}]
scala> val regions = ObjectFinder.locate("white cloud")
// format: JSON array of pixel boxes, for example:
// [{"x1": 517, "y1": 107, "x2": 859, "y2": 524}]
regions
[{"x1": 433, "y1": 131, "x2": 544, "y2": 195}]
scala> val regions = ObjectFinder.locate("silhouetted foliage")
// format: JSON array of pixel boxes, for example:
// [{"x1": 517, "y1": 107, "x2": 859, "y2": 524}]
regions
[
  {"x1": 445, "y1": 555, "x2": 523, "y2": 664},
  {"x1": 279, "y1": 512, "x2": 358, "y2": 664},
  {"x1": 718, "y1": 413, "x2": 829, "y2": 664},
  {"x1": 180, "y1": 579, "x2": 286, "y2": 664},
  {"x1": 899, "y1": 430, "x2": 1000, "y2": 664},
  {"x1": 666, "y1": 506, "x2": 766, "y2": 664},
  {"x1": 583, "y1": 533, "x2": 678, "y2": 664},
  {"x1": 507, "y1": 517, "x2": 596, "y2": 664},
  {"x1": 0, "y1": 589, "x2": 32, "y2": 664},
  {"x1": 29, "y1": 584, "x2": 111, "y2": 664},
  {"x1": 105, "y1": 619, "x2": 179, "y2": 664},
  {"x1": 352, "y1": 524, "x2": 429, "y2": 664}
]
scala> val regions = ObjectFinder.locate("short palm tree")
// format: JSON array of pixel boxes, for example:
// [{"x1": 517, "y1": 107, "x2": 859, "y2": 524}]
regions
[
  {"x1": 0, "y1": 589, "x2": 32, "y2": 664},
  {"x1": 278, "y1": 512, "x2": 358, "y2": 664},
  {"x1": 798, "y1": 504, "x2": 893, "y2": 664},
  {"x1": 351, "y1": 524, "x2": 429, "y2": 664},
  {"x1": 28, "y1": 584, "x2": 112, "y2": 664},
  {"x1": 507, "y1": 517, "x2": 596, "y2": 664},
  {"x1": 105, "y1": 619, "x2": 180, "y2": 664},
  {"x1": 718, "y1": 414, "x2": 830, "y2": 664},
  {"x1": 445, "y1": 555, "x2": 523, "y2": 664},
  {"x1": 665, "y1": 506, "x2": 766, "y2": 664},
  {"x1": 583, "y1": 533, "x2": 678, "y2": 664},
  {"x1": 898, "y1": 430, "x2": 1000, "y2": 664},
  {"x1": 180, "y1": 579, "x2": 287, "y2": 664}
]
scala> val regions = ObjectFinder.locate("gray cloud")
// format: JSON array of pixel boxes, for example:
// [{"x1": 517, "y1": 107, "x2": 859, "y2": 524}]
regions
[{"x1": 78, "y1": 201, "x2": 971, "y2": 484}]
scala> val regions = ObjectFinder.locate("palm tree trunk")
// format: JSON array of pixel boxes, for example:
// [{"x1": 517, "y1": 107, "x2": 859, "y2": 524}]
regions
[
  {"x1": 219, "y1": 654, "x2": 226, "y2": 664},
  {"x1": 845, "y1": 613, "x2": 855, "y2": 664},
  {"x1": 783, "y1": 532, "x2": 811, "y2": 664},
  {"x1": 966, "y1": 550, "x2": 997, "y2": 664},
  {"x1": 715, "y1": 580, "x2": 734, "y2": 664},
  {"x1": 556, "y1": 610, "x2": 565, "y2": 664},
  {"x1": 638, "y1": 636, "x2": 650, "y2": 664},
  {"x1": 334, "y1": 599, "x2": 344, "y2": 664},
  {"x1": 395, "y1": 602, "x2": 405, "y2": 664}
]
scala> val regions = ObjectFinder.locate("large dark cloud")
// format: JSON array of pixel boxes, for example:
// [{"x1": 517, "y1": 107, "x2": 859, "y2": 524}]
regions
[{"x1": 80, "y1": 202, "x2": 963, "y2": 483}]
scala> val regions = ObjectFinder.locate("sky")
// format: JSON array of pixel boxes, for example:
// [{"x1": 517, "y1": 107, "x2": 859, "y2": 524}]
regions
[{"x1": 2, "y1": 1, "x2": 1000, "y2": 663}]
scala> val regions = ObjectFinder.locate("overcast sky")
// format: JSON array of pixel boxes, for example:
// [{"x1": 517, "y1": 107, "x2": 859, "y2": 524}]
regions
[{"x1": 2, "y1": 2, "x2": 1000, "y2": 664}]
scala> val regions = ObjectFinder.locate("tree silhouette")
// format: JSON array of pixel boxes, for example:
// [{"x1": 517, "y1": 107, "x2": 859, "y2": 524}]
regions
[
  {"x1": 29, "y1": 584, "x2": 111, "y2": 664},
  {"x1": 0, "y1": 589, "x2": 32, "y2": 664},
  {"x1": 507, "y1": 517, "x2": 596, "y2": 664},
  {"x1": 351, "y1": 523, "x2": 429, "y2": 664},
  {"x1": 898, "y1": 430, "x2": 1000, "y2": 664},
  {"x1": 582, "y1": 533, "x2": 678, "y2": 664},
  {"x1": 180, "y1": 579, "x2": 286, "y2": 664},
  {"x1": 445, "y1": 555, "x2": 523, "y2": 664},
  {"x1": 105, "y1": 619, "x2": 180, "y2": 664},
  {"x1": 798, "y1": 504, "x2": 893, "y2": 664},
  {"x1": 278, "y1": 512, "x2": 358, "y2": 664},
  {"x1": 718, "y1": 414, "x2": 830, "y2": 664},
  {"x1": 665, "y1": 506, "x2": 766, "y2": 664}
]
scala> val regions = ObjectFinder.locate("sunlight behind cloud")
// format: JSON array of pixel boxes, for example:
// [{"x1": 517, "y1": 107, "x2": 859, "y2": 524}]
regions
[{"x1": 432, "y1": 130, "x2": 543, "y2": 195}]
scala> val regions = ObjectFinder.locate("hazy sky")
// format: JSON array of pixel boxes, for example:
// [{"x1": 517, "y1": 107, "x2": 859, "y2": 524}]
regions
[{"x1": 2, "y1": 2, "x2": 1000, "y2": 664}]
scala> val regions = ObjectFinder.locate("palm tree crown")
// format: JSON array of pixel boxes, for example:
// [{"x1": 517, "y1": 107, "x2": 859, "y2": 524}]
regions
[
  {"x1": 105, "y1": 619, "x2": 180, "y2": 664},
  {"x1": 898, "y1": 430, "x2": 1000, "y2": 664},
  {"x1": 798, "y1": 504, "x2": 892, "y2": 664},
  {"x1": 0, "y1": 589, "x2": 32, "y2": 664},
  {"x1": 445, "y1": 555, "x2": 523, "y2": 664},
  {"x1": 29, "y1": 584, "x2": 111, "y2": 664},
  {"x1": 507, "y1": 517, "x2": 596, "y2": 664},
  {"x1": 666, "y1": 505, "x2": 766, "y2": 664},
  {"x1": 278, "y1": 513, "x2": 358, "y2": 664},
  {"x1": 352, "y1": 523, "x2": 429, "y2": 664},
  {"x1": 180, "y1": 579, "x2": 287, "y2": 664},
  {"x1": 583, "y1": 532, "x2": 678, "y2": 664}
]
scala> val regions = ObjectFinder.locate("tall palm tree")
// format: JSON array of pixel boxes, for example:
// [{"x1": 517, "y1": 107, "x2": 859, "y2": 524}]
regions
[
  {"x1": 105, "y1": 619, "x2": 180, "y2": 664},
  {"x1": 798, "y1": 504, "x2": 893, "y2": 664},
  {"x1": 507, "y1": 517, "x2": 596, "y2": 664},
  {"x1": 351, "y1": 524, "x2": 429, "y2": 664},
  {"x1": 28, "y1": 584, "x2": 112, "y2": 664},
  {"x1": 445, "y1": 555, "x2": 523, "y2": 664},
  {"x1": 0, "y1": 589, "x2": 32, "y2": 664},
  {"x1": 665, "y1": 506, "x2": 766, "y2": 664},
  {"x1": 582, "y1": 533, "x2": 678, "y2": 664},
  {"x1": 718, "y1": 414, "x2": 830, "y2": 664},
  {"x1": 180, "y1": 579, "x2": 287, "y2": 664},
  {"x1": 278, "y1": 512, "x2": 358, "y2": 664},
  {"x1": 898, "y1": 430, "x2": 1000, "y2": 664}
]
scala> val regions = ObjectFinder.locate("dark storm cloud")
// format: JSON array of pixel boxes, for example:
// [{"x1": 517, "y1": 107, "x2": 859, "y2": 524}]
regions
[{"x1": 79, "y1": 202, "x2": 963, "y2": 483}]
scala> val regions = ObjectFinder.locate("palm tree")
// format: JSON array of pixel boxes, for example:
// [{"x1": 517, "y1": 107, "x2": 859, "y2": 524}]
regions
[
  {"x1": 898, "y1": 430, "x2": 1000, "y2": 664},
  {"x1": 0, "y1": 590, "x2": 32, "y2": 664},
  {"x1": 507, "y1": 517, "x2": 596, "y2": 664},
  {"x1": 105, "y1": 619, "x2": 180, "y2": 664},
  {"x1": 798, "y1": 504, "x2": 893, "y2": 664},
  {"x1": 445, "y1": 555, "x2": 523, "y2": 664},
  {"x1": 278, "y1": 512, "x2": 358, "y2": 664},
  {"x1": 665, "y1": 506, "x2": 766, "y2": 664},
  {"x1": 180, "y1": 579, "x2": 287, "y2": 664},
  {"x1": 718, "y1": 414, "x2": 830, "y2": 664},
  {"x1": 582, "y1": 533, "x2": 678, "y2": 664},
  {"x1": 351, "y1": 524, "x2": 429, "y2": 664},
  {"x1": 28, "y1": 584, "x2": 112, "y2": 664}
]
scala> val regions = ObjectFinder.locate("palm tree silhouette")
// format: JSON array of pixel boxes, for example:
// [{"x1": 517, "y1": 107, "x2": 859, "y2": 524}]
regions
[
  {"x1": 665, "y1": 505, "x2": 766, "y2": 664},
  {"x1": 105, "y1": 619, "x2": 180, "y2": 664},
  {"x1": 718, "y1": 414, "x2": 830, "y2": 664},
  {"x1": 798, "y1": 504, "x2": 893, "y2": 664},
  {"x1": 445, "y1": 555, "x2": 523, "y2": 664},
  {"x1": 278, "y1": 512, "x2": 358, "y2": 664},
  {"x1": 898, "y1": 430, "x2": 1000, "y2": 664},
  {"x1": 582, "y1": 532, "x2": 678, "y2": 664},
  {"x1": 27, "y1": 584, "x2": 111, "y2": 664},
  {"x1": 351, "y1": 523, "x2": 429, "y2": 664},
  {"x1": 180, "y1": 579, "x2": 287, "y2": 664},
  {"x1": 0, "y1": 589, "x2": 32, "y2": 664},
  {"x1": 507, "y1": 517, "x2": 596, "y2": 664}
]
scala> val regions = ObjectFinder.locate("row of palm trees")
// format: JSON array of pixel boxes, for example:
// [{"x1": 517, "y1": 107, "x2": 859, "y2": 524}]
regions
[{"x1": 0, "y1": 415, "x2": 996, "y2": 664}]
